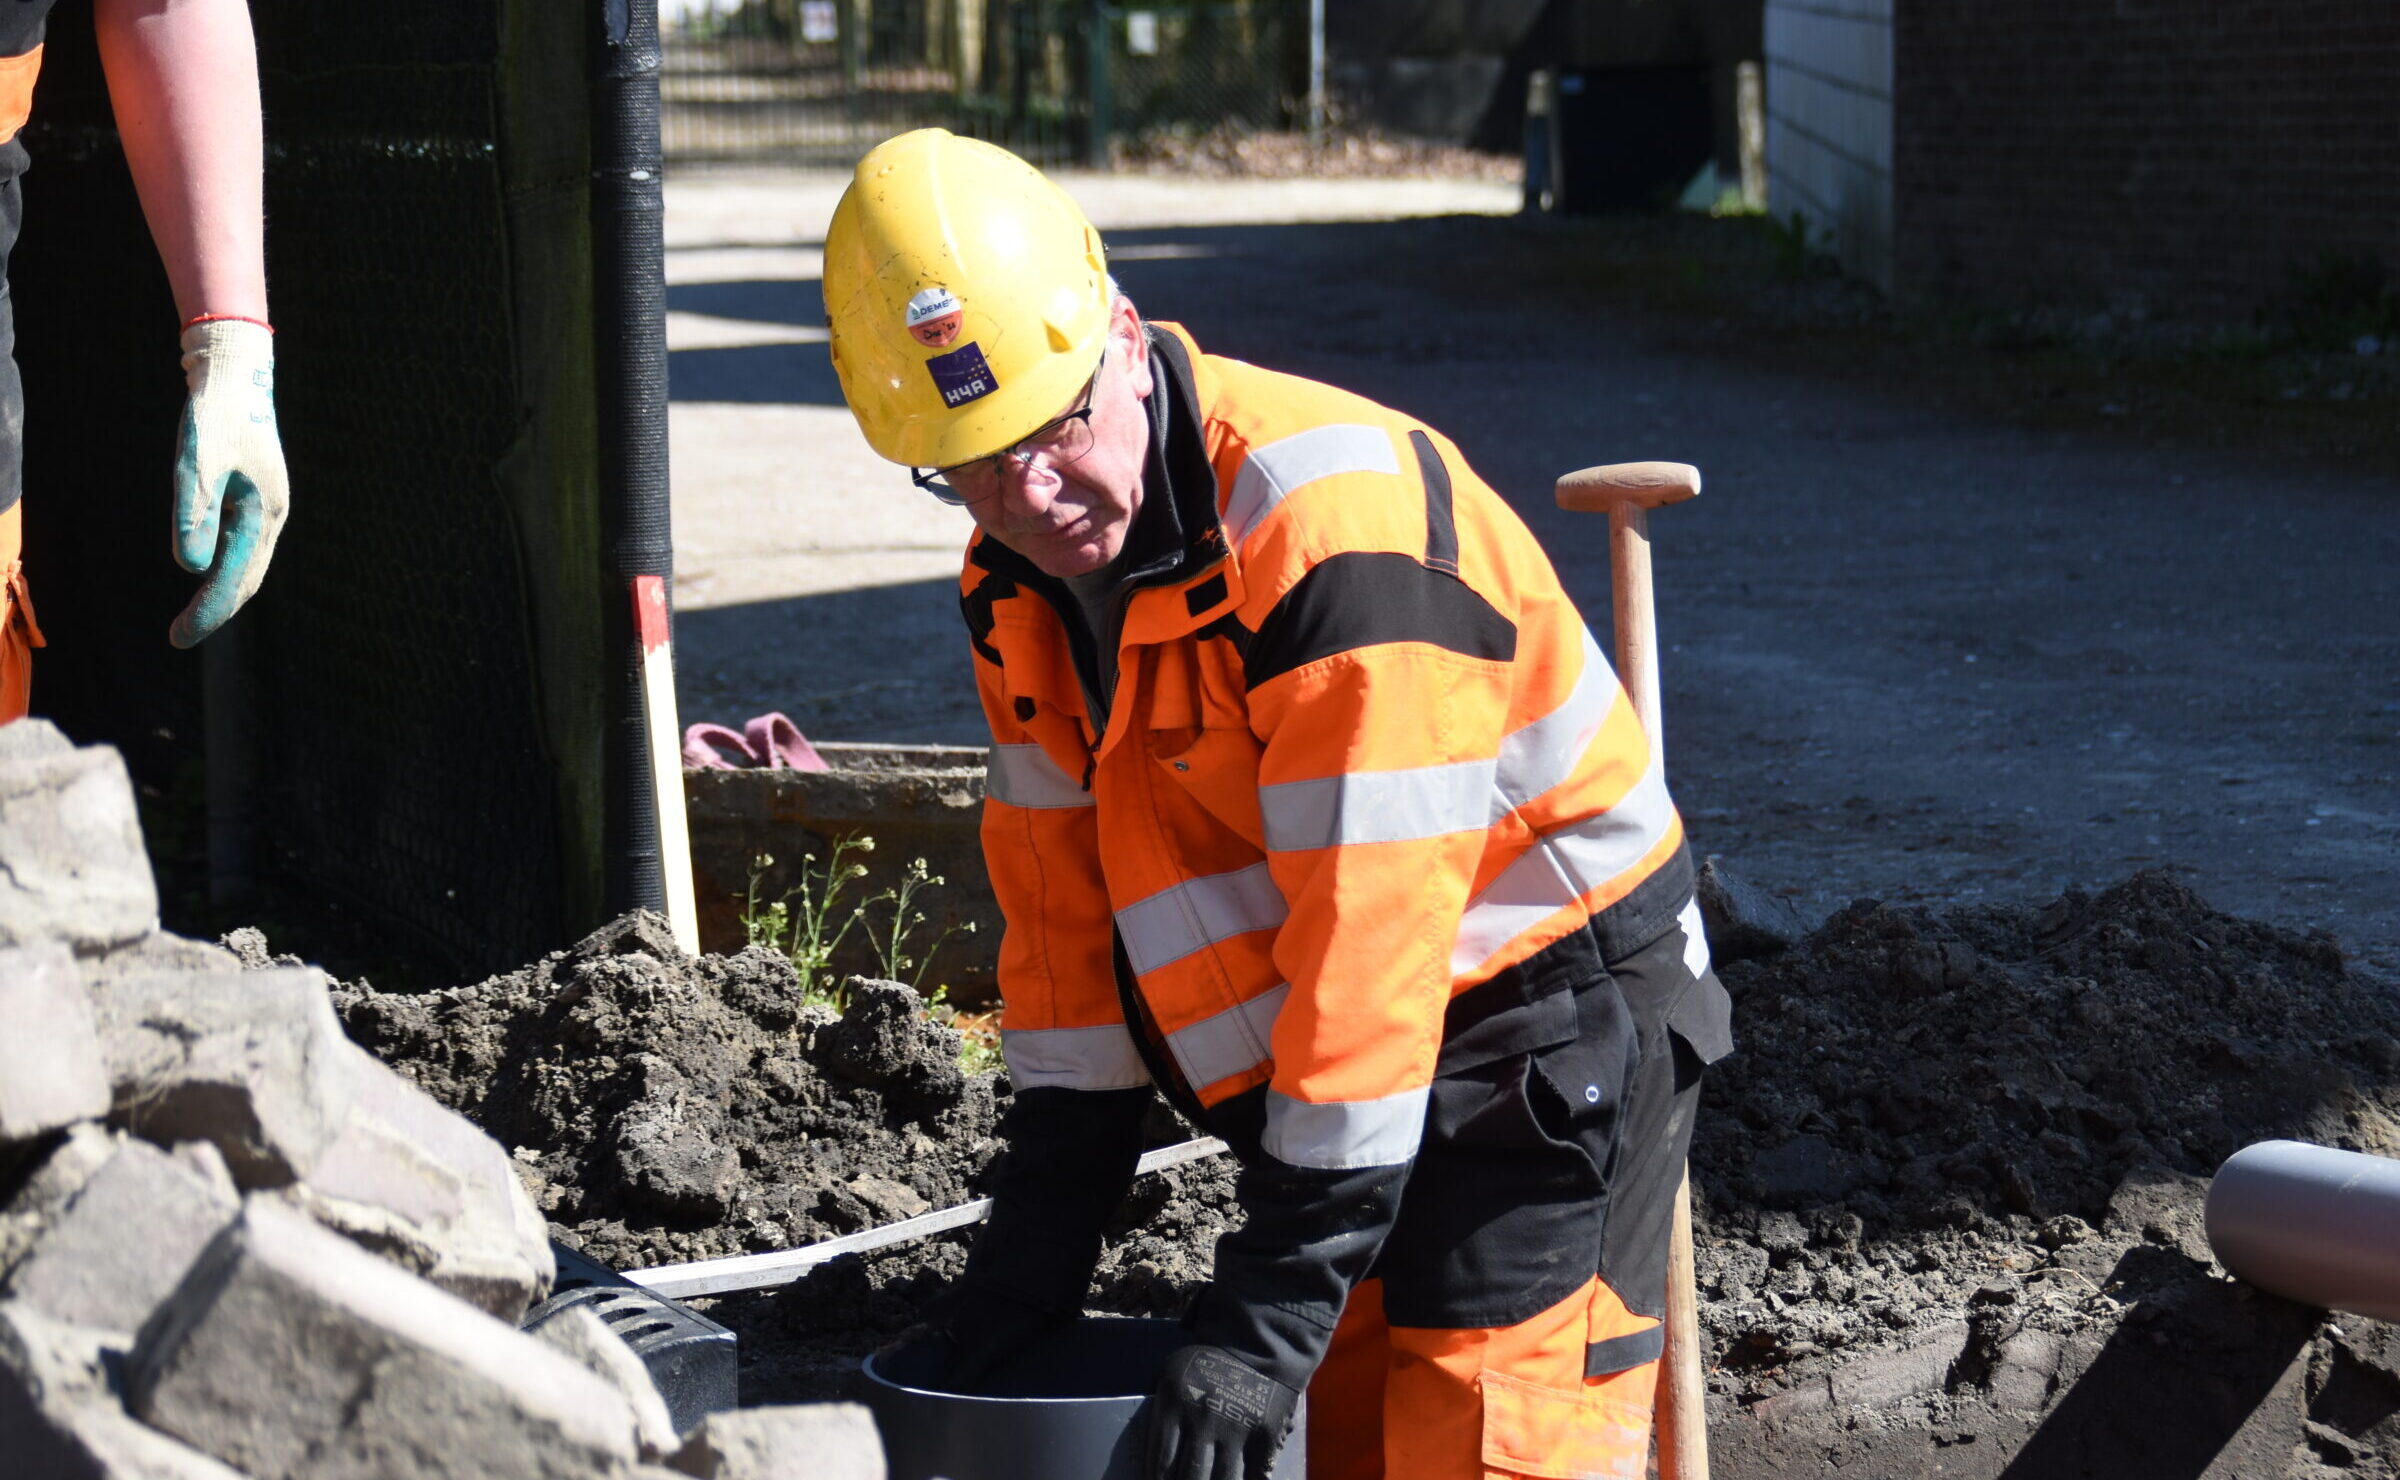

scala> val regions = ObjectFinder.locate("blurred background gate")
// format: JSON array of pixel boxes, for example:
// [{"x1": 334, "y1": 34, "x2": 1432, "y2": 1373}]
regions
[{"x1": 660, "y1": 0, "x2": 1296, "y2": 165}]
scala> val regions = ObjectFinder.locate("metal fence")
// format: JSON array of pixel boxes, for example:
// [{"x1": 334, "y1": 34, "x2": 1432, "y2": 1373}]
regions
[{"x1": 662, "y1": 0, "x2": 1295, "y2": 166}]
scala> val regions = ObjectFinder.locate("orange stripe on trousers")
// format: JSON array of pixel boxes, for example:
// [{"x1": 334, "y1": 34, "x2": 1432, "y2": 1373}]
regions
[
  {"x1": 0, "y1": 45, "x2": 43, "y2": 147},
  {"x1": 1309, "y1": 1275, "x2": 1660, "y2": 1480}
]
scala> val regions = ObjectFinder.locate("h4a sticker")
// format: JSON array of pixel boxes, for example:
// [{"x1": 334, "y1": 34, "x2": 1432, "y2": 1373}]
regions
[
  {"x1": 906, "y1": 286, "x2": 964, "y2": 348},
  {"x1": 925, "y1": 341, "x2": 998, "y2": 408}
]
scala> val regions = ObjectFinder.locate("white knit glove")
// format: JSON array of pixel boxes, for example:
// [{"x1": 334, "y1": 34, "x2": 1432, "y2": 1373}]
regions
[{"x1": 171, "y1": 317, "x2": 290, "y2": 648}]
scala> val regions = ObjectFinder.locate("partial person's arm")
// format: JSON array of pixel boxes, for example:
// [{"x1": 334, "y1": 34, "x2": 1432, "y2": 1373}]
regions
[
  {"x1": 94, "y1": 0, "x2": 287, "y2": 648},
  {"x1": 931, "y1": 558, "x2": 1152, "y2": 1384}
]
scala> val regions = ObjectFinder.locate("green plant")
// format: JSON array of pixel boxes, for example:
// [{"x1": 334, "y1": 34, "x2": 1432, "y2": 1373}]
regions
[
  {"x1": 1763, "y1": 208, "x2": 1827, "y2": 281},
  {"x1": 741, "y1": 840, "x2": 983, "y2": 1061},
  {"x1": 742, "y1": 836, "x2": 877, "y2": 1010},
  {"x1": 925, "y1": 983, "x2": 1007, "y2": 1077},
  {"x1": 865, "y1": 855, "x2": 977, "y2": 991}
]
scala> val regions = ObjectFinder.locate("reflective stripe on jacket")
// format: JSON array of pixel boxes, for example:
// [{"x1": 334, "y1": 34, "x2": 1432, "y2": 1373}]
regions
[{"x1": 967, "y1": 322, "x2": 1693, "y2": 1175}]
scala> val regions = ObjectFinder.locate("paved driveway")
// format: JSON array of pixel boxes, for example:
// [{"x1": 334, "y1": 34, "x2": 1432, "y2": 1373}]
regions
[{"x1": 665, "y1": 167, "x2": 2400, "y2": 979}]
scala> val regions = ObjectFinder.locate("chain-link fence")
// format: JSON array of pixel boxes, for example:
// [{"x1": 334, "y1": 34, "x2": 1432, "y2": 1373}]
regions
[{"x1": 662, "y1": 0, "x2": 1297, "y2": 166}]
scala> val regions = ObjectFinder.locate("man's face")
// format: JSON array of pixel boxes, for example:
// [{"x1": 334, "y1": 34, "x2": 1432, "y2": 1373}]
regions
[{"x1": 961, "y1": 299, "x2": 1153, "y2": 579}]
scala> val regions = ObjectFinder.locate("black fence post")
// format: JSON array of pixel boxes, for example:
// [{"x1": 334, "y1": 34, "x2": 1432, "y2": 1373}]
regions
[
  {"x1": 1084, "y1": 1, "x2": 1112, "y2": 167},
  {"x1": 592, "y1": 0, "x2": 673, "y2": 923}
]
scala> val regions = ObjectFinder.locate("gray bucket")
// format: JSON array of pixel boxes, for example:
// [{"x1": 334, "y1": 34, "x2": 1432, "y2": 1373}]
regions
[{"x1": 860, "y1": 1318, "x2": 1306, "y2": 1480}]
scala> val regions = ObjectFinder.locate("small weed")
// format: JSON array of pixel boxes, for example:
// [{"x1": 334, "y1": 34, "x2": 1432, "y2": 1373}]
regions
[
  {"x1": 742, "y1": 837, "x2": 876, "y2": 1011},
  {"x1": 1763, "y1": 209, "x2": 1828, "y2": 281},
  {"x1": 926, "y1": 986, "x2": 1006, "y2": 1077},
  {"x1": 741, "y1": 838, "x2": 991, "y2": 1072},
  {"x1": 866, "y1": 855, "x2": 976, "y2": 993}
]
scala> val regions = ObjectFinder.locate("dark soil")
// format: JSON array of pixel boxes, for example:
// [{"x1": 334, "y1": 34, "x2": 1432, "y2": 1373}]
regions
[
  {"x1": 331, "y1": 912, "x2": 1006, "y2": 1273},
  {"x1": 313, "y1": 872, "x2": 2400, "y2": 1468},
  {"x1": 1686, "y1": 871, "x2": 2400, "y2": 1475}
]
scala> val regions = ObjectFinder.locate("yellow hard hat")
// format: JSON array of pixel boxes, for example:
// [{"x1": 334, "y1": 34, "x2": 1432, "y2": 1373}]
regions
[{"x1": 823, "y1": 130, "x2": 1113, "y2": 470}]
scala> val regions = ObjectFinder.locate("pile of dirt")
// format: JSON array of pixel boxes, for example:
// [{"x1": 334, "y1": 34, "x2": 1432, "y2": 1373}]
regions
[
  {"x1": 1690, "y1": 870, "x2": 2400, "y2": 1474},
  {"x1": 315, "y1": 873, "x2": 2400, "y2": 1461},
  {"x1": 1692, "y1": 871, "x2": 2400, "y2": 1367},
  {"x1": 329, "y1": 913, "x2": 1011, "y2": 1274},
  {"x1": 321, "y1": 910, "x2": 1242, "y2": 1402}
]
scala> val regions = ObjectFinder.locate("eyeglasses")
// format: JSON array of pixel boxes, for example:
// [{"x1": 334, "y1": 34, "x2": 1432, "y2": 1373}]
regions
[{"x1": 911, "y1": 355, "x2": 1106, "y2": 506}]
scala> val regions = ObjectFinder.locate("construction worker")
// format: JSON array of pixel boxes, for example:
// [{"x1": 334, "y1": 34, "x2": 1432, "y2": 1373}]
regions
[
  {"x1": 0, "y1": 0, "x2": 290, "y2": 724},
  {"x1": 826, "y1": 130, "x2": 1732, "y2": 1480}
]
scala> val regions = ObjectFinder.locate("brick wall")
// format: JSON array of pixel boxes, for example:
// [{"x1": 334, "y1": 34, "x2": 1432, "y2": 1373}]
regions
[
  {"x1": 1893, "y1": 1, "x2": 2400, "y2": 322},
  {"x1": 1766, "y1": 0, "x2": 1895, "y2": 291}
]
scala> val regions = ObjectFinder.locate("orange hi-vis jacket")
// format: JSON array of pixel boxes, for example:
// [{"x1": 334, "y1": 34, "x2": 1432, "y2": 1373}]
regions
[{"x1": 965, "y1": 322, "x2": 1699, "y2": 1193}]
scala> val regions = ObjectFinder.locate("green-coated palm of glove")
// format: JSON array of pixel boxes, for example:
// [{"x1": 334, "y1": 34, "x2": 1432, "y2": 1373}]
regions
[
  {"x1": 170, "y1": 319, "x2": 289, "y2": 649},
  {"x1": 1147, "y1": 1344, "x2": 1299, "y2": 1480}
]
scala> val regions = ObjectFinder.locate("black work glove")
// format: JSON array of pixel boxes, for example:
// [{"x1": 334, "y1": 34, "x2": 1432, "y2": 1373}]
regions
[
  {"x1": 877, "y1": 1285, "x2": 1065, "y2": 1393},
  {"x1": 1182, "y1": 1152, "x2": 1408, "y2": 1392},
  {"x1": 1147, "y1": 1343, "x2": 1302, "y2": 1480},
  {"x1": 931, "y1": 1083, "x2": 1149, "y2": 1392}
]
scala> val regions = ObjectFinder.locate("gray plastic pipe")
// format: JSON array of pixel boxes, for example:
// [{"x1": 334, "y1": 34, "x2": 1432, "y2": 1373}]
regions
[{"x1": 2205, "y1": 1140, "x2": 2400, "y2": 1322}]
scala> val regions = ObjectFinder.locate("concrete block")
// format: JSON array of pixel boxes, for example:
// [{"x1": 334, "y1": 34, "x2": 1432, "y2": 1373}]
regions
[
  {"x1": 0, "y1": 941, "x2": 114, "y2": 1147},
  {"x1": 128, "y1": 1199, "x2": 638, "y2": 1480},
  {"x1": 277, "y1": 1052, "x2": 555, "y2": 1320},
  {"x1": 81, "y1": 933, "x2": 241, "y2": 986},
  {"x1": 89, "y1": 967, "x2": 364, "y2": 1187},
  {"x1": 0, "y1": 1300, "x2": 249, "y2": 1479},
  {"x1": 0, "y1": 716, "x2": 73, "y2": 762},
  {"x1": 668, "y1": 1404, "x2": 885, "y2": 1480},
  {"x1": 0, "y1": 1124, "x2": 123, "y2": 1278},
  {"x1": 7, "y1": 1140, "x2": 240, "y2": 1335},
  {"x1": 0, "y1": 732, "x2": 158, "y2": 953},
  {"x1": 533, "y1": 1304, "x2": 682, "y2": 1459}
]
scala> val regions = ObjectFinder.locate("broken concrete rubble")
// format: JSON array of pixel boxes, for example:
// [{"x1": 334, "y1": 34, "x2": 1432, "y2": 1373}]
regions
[
  {"x1": 2, "y1": 1300, "x2": 249, "y2": 1480},
  {"x1": 0, "y1": 1122, "x2": 120, "y2": 1276},
  {"x1": 128, "y1": 1199, "x2": 638, "y2": 1480},
  {"x1": 0, "y1": 731, "x2": 672, "y2": 1478},
  {"x1": 273, "y1": 1051, "x2": 555, "y2": 1320},
  {"x1": 0, "y1": 720, "x2": 158, "y2": 953},
  {"x1": 667, "y1": 1403, "x2": 885, "y2": 1480},
  {"x1": 87, "y1": 967, "x2": 364, "y2": 1188},
  {"x1": 5, "y1": 1139, "x2": 239, "y2": 1334},
  {"x1": 0, "y1": 940, "x2": 112, "y2": 1144}
]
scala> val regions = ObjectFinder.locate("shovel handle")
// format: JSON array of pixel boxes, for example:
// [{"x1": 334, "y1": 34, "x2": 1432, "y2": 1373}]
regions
[
  {"x1": 1554, "y1": 460, "x2": 1700, "y2": 515},
  {"x1": 1553, "y1": 459, "x2": 1708, "y2": 1480}
]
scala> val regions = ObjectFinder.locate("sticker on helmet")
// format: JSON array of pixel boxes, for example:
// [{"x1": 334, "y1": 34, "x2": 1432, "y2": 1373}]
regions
[
  {"x1": 926, "y1": 341, "x2": 998, "y2": 408},
  {"x1": 906, "y1": 287, "x2": 965, "y2": 348}
]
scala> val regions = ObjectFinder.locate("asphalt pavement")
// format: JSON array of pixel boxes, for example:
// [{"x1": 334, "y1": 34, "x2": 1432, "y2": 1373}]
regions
[{"x1": 664, "y1": 166, "x2": 2400, "y2": 982}]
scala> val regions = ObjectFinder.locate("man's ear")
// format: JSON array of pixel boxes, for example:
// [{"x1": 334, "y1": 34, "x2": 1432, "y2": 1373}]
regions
[{"x1": 1115, "y1": 298, "x2": 1155, "y2": 400}]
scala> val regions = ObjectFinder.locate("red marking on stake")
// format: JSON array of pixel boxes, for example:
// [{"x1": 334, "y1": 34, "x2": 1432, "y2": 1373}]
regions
[{"x1": 633, "y1": 575, "x2": 671, "y2": 655}]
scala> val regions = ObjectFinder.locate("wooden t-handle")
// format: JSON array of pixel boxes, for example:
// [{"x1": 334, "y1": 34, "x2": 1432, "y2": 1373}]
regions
[{"x1": 1554, "y1": 461, "x2": 1702, "y2": 514}]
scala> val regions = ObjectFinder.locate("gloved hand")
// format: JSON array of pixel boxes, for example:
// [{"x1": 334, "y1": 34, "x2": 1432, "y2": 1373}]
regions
[
  {"x1": 171, "y1": 317, "x2": 289, "y2": 648},
  {"x1": 1147, "y1": 1344, "x2": 1300, "y2": 1480},
  {"x1": 930, "y1": 1083, "x2": 1149, "y2": 1393},
  {"x1": 878, "y1": 1286, "x2": 1069, "y2": 1397}
]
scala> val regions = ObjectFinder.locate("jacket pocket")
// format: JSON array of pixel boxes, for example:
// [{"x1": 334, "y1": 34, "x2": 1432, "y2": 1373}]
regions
[
  {"x1": 1149, "y1": 723, "x2": 1267, "y2": 850},
  {"x1": 1479, "y1": 1371, "x2": 1650, "y2": 1480}
]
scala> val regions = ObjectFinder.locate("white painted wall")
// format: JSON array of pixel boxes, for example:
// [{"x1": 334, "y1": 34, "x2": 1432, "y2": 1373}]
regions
[{"x1": 1764, "y1": 0, "x2": 1893, "y2": 292}]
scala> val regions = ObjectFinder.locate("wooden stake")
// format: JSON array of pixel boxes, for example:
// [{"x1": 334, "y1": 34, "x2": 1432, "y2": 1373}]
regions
[{"x1": 634, "y1": 575, "x2": 701, "y2": 956}]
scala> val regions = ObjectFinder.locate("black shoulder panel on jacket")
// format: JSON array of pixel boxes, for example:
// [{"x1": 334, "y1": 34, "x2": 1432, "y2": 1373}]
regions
[
  {"x1": 1410, "y1": 430, "x2": 1459, "y2": 575},
  {"x1": 1244, "y1": 551, "x2": 1517, "y2": 688},
  {"x1": 961, "y1": 567, "x2": 1017, "y2": 667}
]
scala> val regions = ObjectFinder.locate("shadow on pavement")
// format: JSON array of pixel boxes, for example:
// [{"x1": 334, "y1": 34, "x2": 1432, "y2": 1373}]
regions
[
  {"x1": 675, "y1": 577, "x2": 984, "y2": 747},
  {"x1": 670, "y1": 340, "x2": 846, "y2": 405},
  {"x1": 668, "y1": 276, "x2": 825, "y2": 326}
]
